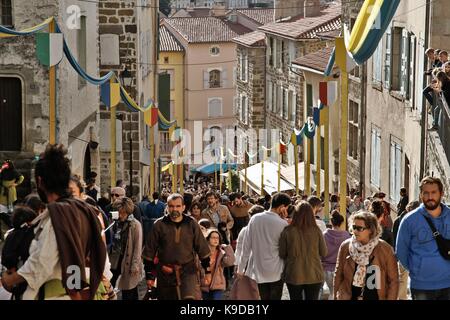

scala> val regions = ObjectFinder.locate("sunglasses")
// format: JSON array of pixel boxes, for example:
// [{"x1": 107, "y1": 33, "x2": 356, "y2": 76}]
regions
[
  {"x1": 352, "y1": 225, "x2": 368, "y2": 232},
  {"x1": 111, "y1": 194, "x2": 121, "y2": 197}
]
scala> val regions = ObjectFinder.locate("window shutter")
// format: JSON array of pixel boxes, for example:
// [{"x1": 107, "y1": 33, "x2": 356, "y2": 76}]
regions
[
  {"x1": 233, "y1": 66, "x2": 237, "y2": 86},
  {"x1": 222, "y1": 69, "x2": 227, "y2": 88},
  {"x1": 390, "y1": 141, "x2": 395, "y2": 200},
  {"x1": 371, "y1": 130, "x2": 376, "y2": 185},
  {"x1": 244, "y1": 54, "x2": 248, "y2": 82},
  {"x1": 267, "y1": 80, "x2": 272, "y2": 110},
  {"x1": 245, "y1": 96, "x2": 249, "y2": 124},
  {"x1": 416, "y1": 38, "x2": 425, "y2": 115},
  {"x1": 376, "y1": 133, "x2": 381, "y2": 187},
  {"x1": 272, "y1": 84, "x2": 277, "y2": 112},
  {"x1": 291, "y1": 92, "x2": 297, "y2": 124},
  {"x1": 409, "y1": 34, "x2": 416, "y2": 105},
  {"x1": 384, "y1": 26, "x2": 392, "y2": 89},
  {"x1": 204, "y1": 70, "x2": 209, "y2": 89},
  {"x1": 288, "y1": 42, "x2": 296, "y2": 66},
  {"x1": 400, "y1": 28, "x2": 410, "y2": 97},
  {"x1": 284, "y1": 89, "x2": 289, "y2": 120}
]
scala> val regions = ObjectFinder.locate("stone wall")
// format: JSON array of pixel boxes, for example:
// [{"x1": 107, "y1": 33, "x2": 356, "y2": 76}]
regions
[
  {"x1": 0, "y1": 0, "x2": 101, "y2": 196},
  {"x1": 99, "y1": 0, "x2": 141, "y2": 196}
]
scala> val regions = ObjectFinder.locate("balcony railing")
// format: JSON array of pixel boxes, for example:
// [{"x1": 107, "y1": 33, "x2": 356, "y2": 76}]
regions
[{"x1": 160, "y1": 131, "x2": 172, "y2": 155}]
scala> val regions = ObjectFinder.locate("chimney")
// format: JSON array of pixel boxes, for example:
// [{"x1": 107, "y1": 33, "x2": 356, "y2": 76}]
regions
[
  {"x1": 304, "y1": 0, "x2": 321, "y2": 18},
  {"x1": 274, "y1": 0, "x2": 305, "y2": 21}
]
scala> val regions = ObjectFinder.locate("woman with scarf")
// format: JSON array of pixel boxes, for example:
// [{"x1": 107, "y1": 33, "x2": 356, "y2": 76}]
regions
[
  {"x1": 109, "y1": 197, "x2": 143, "y2": 300},
  {"x1": 334, "y1": 211, "x2": 399, "y2": 300}
]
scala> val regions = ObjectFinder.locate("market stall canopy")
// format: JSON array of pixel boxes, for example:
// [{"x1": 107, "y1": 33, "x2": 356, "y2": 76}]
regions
[
  {"x1": 238, "y1": 161, "x2": 294, "y2": 196},
  {"x1": 191, "y1": 162, "x2": 237, "y2": 175},
  {"x1": 281, "y1": 162, "x2": 325, "y2": 192}
]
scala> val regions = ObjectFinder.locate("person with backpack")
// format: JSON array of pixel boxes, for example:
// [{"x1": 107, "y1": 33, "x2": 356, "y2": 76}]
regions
[
  {"x1": 397, "y1": 177, "x2": 450, "y2": 300},
  {"x1": 1, "y1": 206, "x2": 37, "y2": 300},
  {"x1": 0, "y1": 144, "x2": 106, "y2": 300}
]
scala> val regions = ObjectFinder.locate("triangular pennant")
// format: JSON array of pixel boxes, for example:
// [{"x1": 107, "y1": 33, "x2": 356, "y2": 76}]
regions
[{"x1": 36, "y1": 33, "x2": 63, "y2": 66}]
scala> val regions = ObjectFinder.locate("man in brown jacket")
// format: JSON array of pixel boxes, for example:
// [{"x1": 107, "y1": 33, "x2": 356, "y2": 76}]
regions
[
  {"x1": 143, "y1": 193, "x2": 210, "y2": 300},
  {"x1": 201, "y1": 191, "x2": 234, "y2": 242},
  {"x1": 229, "y1": 192, "x2": 252, "y2": 240}
]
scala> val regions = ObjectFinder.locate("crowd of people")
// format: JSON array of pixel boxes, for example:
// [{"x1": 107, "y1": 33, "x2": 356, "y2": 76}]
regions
[
  {"x1": 423, "y1": 48, "x2": 450, "y2": 130},
  {"x1": 0, "y1": 144, "x2": 450, "y2": 301}
]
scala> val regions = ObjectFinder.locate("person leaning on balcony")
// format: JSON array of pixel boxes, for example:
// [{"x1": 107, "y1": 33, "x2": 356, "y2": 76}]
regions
[
  {"x1": 429, "y1": 71, "x2": 450, "y2": 130},
  {"x1": 334, "y1": 211, "x2": 399, "y2": 300}
]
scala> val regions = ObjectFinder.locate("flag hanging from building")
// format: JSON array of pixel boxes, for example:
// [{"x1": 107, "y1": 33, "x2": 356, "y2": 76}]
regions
[
  {"x1": 35, "y1": 33, "x2": 63, "y2": 66},
  {"x1": 100, "y1": 80, "x2": 121, "y2": 108},
  {"x1": 319, "y1": 81, "x2": 338, "y2": 106},
  {"x1": 144, "y1": 107, "x2": 159, "y2": 127}
]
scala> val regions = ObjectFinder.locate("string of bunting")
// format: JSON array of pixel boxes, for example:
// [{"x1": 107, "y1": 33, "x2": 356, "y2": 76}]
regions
[{"x1": 0, "y1": 17, "x2": 173, "y2": 127}]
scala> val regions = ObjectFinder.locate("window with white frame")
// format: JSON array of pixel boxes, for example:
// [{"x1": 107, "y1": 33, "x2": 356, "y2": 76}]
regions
[
  {"x1": 208, "y1": 98, "x2": 222, "y2": 118},
  {"x1": 240, "y1": 51, "x2": 248, "y2": 82},
  {"x1": 0, "y1": 0, "x2": 13, "y2": 27},
  {"x1": 370, "y1": 127, "x2": 381, "y2": 187},
  {"x1": 400, "y1": 28, "x2": 411, "y2": 98},
  {"x1": 390, "y1": 139, "x2": 402, "y2": 203},
  {"x1": 240, "y1": 94, "x2": 248, "y2": 124},
  {"x1": 384, "y1": 26, "x2": 392, "y2": 89},
  {"x1": 372, "y1": 41, "x2": 382, "y2": 84},
  {"x1": 348, "y1": 99, "x2": 359, "y2": 160},
  {"x1": 408, "y1": 34, "x2": 416, "y2": 107}
]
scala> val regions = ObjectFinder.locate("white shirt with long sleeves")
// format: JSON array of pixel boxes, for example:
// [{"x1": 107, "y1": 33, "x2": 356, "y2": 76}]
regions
[
  {"x1": 238, "y1": 211, "x2": 288, "y2": 284},
  {"x1": 234, "y1": 225, "x2": 248, "y2": 268}
]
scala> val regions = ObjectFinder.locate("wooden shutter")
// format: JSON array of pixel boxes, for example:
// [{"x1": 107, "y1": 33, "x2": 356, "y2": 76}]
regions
[
  {"x1": 400, "y1": 28, "x2": 410, "y2": 97},
  {"x1": 203, "y1": 70, "x2": 209, "y2": 89},
  {"x1": 384, "y1": 26, "x2": 392, "y2": 90}
]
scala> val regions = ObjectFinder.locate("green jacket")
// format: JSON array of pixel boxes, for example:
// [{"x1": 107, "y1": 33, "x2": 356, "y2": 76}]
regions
[{"x1": 279, "y1": 225, "x2": 328, "y2": 285}]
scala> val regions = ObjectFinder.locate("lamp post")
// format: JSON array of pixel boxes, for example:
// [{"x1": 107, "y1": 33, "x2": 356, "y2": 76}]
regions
[{"x1": 120, "y1": 67, "x2": 133, "y2": 197}]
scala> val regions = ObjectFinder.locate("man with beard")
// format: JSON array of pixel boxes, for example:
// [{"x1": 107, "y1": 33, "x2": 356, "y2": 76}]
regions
[
  {"x1": 143, "y1": 193, "x2": 210, "y2": 300},
  {"x1": 396, "y1": 177, "x2": 450, "y2": 300},
  {"x1": 0, "y1": 144, "x2": 106, "y2": 300},
  {"x1": 201, "y1": 191, "x2": 234, "y2": 243}
]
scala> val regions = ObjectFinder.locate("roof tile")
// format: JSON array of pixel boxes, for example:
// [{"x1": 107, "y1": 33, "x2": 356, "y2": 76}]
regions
[{"x1": 159, "y1": 25, "x2": 184, "y2": 52}]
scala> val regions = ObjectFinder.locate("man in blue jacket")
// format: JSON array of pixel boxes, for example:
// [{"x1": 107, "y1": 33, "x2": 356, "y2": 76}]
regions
[
  {"x1": 141, "y1": 192, "x2": 166, "y2": 242},
  {"x1": 396, "y1": 176, "x2": 450, "y2": 300}
]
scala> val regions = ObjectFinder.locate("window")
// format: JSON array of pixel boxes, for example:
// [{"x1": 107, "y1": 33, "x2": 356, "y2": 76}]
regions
[
  {"x1": 0, "y1": 0, "x2": 13, "y2": 27},
  {"x1": 271, "y1": 83, "x2": 277, "y2": 113},
  {"x1": 78, "y1": 16, "x2": 87, "y2": 88},
  {"x1": 277, "y1": 86, "x2": 282, "y2": 116},
  {"x1": 240, "y1": 52, "x2": 248, "y2": 82},
  {"x1": 209, "y1": 70, "x2": 221, "y2": 88},
  {"x1": 240, "y1": 95, "x2": 248, "y2": 124},
  {"x1": 384, "y1": 26, "x2": 392, "y2": 89},
  {"x1": 288, "y1": 90, "x2": 296, "y2": 124},
  {"x1": 288, "y1": 42, "x2": 296, "y2": 66},
  {"x1": 208, "y1": 98, "x2": 222, "y2": 118},
  {"x1": 164, "y1": 57, "x2": 169, "y2": 64},
  {"x1": 408, "y1": 34, "x2": 416, "y2": 107},
  {"x1": 269, "y1": 37, "x2": 274, "y2": 66},
  {"x1": 390, "y1": 27, "x2": 403, "y2": 91},
  {"x1": 390, "y1": 139, "x2": 402, "y2": 203},
  {"x1": 282, "y1": 89, "x2": 288, "y2": 120},
  {"x1": 276, "y1": 39, "x2": 282, "y2": 68},
  {"x1": 370, "y1": 127, "x2": 381, "y2": 187},
  {"x1": 306, "y1": 84, "x2": 313, "y2": 118},
  {"x1": 372, "y1": 41, "x2": 382, "y2": 83},
  {"x1": 210, "y1": 46, "x2": 220, "y2": 56},
  {"x1": 281, "y1": 40, "x2": 285, "y2": 68},
  {"x1": 400, "y1": 29, "x2": 411, "y2": 98},
  {"x1": 348, "y1": 100, "x2": 359, "y2": 160},
  {"x1": 267, "y1": 79, "x2": 272, "y2": 111}
]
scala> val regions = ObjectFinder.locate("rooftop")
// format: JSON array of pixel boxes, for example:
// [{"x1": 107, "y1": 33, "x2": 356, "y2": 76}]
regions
[
  {"x1": 163, "y1": 17, "x2": 251, "y2": 43},
  {"x1": 236, "y1": 8, "x2": 275, "y2": 26},
  {"x1": 159, "y1": 25, "x2": 184, "y2": 52},
  {"x1": 292, "y1": 46, "x2": 336, "y2": 73},
  {"x1": 233, "y1": 30, "x2": 266, "y2": 47},
  {"x1": 258, "y1": 3, "x2": 341, "y2": 40}
]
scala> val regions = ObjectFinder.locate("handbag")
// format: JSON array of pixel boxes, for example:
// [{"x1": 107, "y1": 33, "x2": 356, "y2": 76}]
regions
[
  {"x1": 229, "y1": 274, "x2": 260, "y2": 300},
  {"x1": 422, "y1": 214, "x2": 450, "y2": 260}
]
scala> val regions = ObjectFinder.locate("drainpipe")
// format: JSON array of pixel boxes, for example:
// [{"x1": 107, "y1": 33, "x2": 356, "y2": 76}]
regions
[{"x1": 420, "y1": 0, "x2": 431, "y2": 179}]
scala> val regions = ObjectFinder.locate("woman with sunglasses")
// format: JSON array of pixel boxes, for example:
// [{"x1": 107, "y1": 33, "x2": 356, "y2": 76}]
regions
[{"x1": 334, "y1": 211, "x2": 399, "y2": 300}]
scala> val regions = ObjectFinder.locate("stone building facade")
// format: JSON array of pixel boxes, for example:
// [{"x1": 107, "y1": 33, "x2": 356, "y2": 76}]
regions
[
  {"x1": 259, "y1": 1, "x2": 341, "y2": 165},
  {"x1": 98, "y1": 0, "x2": 156, "y2": 198},
  {"x1": 0, "y1": 0, "x2": 101, "y2": 198}
]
